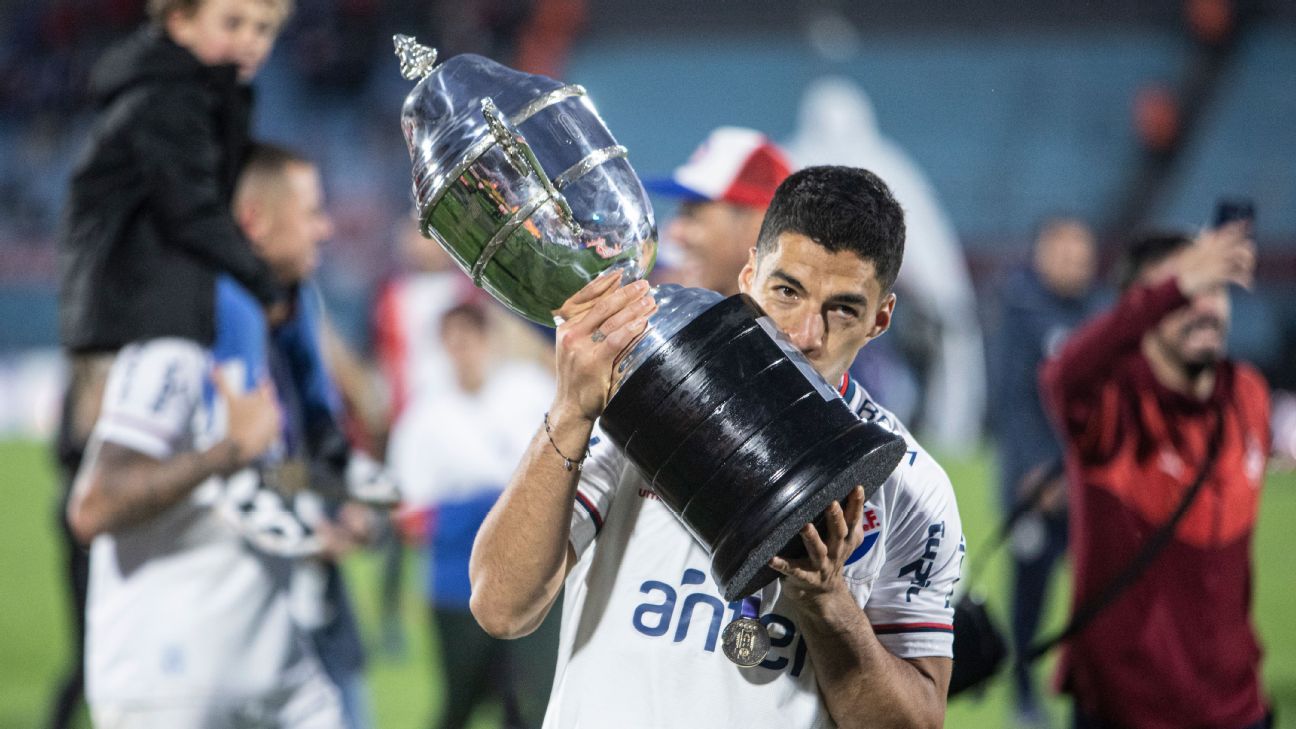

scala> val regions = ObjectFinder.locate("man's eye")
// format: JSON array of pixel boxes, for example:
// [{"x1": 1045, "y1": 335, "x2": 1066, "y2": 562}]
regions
[
  {"x1": 773, "y1": 285, "x2": 796, "y2": 298},
  {"x1": 829, "y1": 305, "x2": 859, "y2": 319}
]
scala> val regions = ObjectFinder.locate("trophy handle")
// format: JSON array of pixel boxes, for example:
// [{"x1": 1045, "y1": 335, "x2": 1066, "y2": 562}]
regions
[{"x1": 480, "y1": 98, "x2": 582, "y2": 238}]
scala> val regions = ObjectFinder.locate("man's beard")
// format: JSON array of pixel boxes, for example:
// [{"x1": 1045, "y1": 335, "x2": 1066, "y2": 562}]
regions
[
  {"x1": 1183, "y1": 359, "x2": 1215, "y2": 380},
  {"x1": 1176, "y1": 316, "x2": 1227, "y2": 380}
]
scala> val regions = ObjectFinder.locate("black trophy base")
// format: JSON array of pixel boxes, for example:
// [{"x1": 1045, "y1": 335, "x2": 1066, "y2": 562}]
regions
[{"x1": 601, "y1": 294, "x2": 907, "y2": 602}]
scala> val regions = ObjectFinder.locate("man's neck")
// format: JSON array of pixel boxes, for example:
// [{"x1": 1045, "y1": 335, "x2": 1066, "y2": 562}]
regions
[{"x1": 1142, "y1": 336, "x2": 1215, "y2": 401}]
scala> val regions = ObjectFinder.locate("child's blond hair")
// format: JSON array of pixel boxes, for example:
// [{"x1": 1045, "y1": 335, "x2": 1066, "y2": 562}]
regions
[{"x1": 147, "y1": 0, "x2": 293, "y2": 25}]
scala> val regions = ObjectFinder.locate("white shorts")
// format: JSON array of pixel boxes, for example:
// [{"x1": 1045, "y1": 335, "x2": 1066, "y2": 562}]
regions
[{"x1": 89, "y1": 668, "x2": 344, "y2": 729}]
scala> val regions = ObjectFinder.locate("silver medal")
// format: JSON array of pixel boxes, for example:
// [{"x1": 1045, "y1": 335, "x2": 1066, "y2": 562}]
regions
[{"x1": 721, "y1": 616, "x2": 771, "y2": 667}]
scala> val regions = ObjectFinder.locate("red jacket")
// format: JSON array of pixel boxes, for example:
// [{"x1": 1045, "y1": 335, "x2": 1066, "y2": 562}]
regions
[{"x1": 1040, "y1": 278, "x2": 1270, "y2": 729}]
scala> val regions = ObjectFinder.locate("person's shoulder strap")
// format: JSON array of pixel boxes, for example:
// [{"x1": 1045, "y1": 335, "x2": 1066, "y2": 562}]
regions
[{"x1": 1025, "y1": 403, "x2": 1227, "y2": 662}]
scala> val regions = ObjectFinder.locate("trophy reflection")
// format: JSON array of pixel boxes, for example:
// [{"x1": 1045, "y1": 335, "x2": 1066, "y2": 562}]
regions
[{"x1": 394, "y1": 35, "x2": 905, "y2": 601}]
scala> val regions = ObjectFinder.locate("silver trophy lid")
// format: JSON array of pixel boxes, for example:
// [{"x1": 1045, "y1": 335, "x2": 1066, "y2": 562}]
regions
[{"x1": 395, "y1": 35, "x2": 656, "y2": 324}]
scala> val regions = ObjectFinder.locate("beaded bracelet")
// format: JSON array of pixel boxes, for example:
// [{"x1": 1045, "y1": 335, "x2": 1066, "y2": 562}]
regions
[{"x1": 543, "y1": 412, "x2": 589, "y2": 472}]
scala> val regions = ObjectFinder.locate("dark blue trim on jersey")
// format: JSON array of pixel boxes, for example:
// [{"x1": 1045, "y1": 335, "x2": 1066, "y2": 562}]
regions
[
  {"x1": 574, "y1": 491, "x2": 604, "y2": 534},
  {"x1": 841, "y1": 376, "x2": 860, "y2": 408}
]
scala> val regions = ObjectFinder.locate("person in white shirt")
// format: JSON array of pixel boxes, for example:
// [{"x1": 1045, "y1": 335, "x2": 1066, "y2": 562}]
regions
[
  {"x1": 470, "y1": 165, "x2": 963, "y2": 729},
  {"x1": 67, "y1": 344, "x2": 344, "y2": 726},
  {"x1": 389, "y1": 301, "x2": 557, "y2": 728}
]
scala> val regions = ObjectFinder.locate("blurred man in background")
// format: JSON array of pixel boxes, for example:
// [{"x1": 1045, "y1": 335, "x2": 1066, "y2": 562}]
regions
[
  {"x1": 644, "y1": 126, "x2": 792, "y2": 296},
  {"x1": 387, "y1": 302, "x2": 557, "y2": 729},
  {"x1": 217, "y1": 143, "x2": 394, "y2": 729},
  {"x1": 1041, "y1": 223, "x2": 1269, "y2": 729},
  {"x1": 66, "y1": 316, "x2": 344, "y2": 727},
  {"x1": 988, "y1": 217, "x2": 1097, "y2": 728}
]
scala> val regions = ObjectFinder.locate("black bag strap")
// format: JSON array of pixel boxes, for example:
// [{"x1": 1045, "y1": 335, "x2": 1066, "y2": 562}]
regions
[{"x1": 1024, "y1": 404, "x2": 1226, "y2": 662}]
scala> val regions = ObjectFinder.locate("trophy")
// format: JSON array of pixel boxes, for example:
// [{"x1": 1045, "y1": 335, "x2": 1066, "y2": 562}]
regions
[{"x1": 394, "y1": 36, "x2": 906, "y2": 603}]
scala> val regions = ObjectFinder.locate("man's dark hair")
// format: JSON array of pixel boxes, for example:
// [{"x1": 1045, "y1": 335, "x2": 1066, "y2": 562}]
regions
[
  {"x1": 755, "y1": 166, "x2": 905, "y2": 291},
  {"x1": 441, "y1": 301, "x2": 490, "y2": 333},
  {"x1": 1115, "y1": 231, "x2": 1192, "y2": 292}
]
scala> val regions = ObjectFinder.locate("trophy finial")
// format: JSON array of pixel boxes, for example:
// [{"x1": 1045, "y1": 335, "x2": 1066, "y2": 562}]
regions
[{"x1": 393, "y1": 34, "x2": 438, "y2": 80}]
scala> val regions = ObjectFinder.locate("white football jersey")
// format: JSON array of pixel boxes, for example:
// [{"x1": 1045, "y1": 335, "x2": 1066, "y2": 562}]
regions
[
  {"x1": 548, "y1": 377, "x2": 964, "y2": 729},
  {"x1": 83, "y1": 338, "x2": 319, "y2": 706}
]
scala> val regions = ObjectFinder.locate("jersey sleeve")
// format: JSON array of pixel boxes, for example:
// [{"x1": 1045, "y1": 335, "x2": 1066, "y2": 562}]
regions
[
  {"x1": 861, "y1": 466, "x2": 964, "y2": 659},
  {"x1": 568, "y1": 422, "x2": 626, "y2": 557},
  {"x1": 94, "y1": 340, "x2": 208, "y2": 460}
]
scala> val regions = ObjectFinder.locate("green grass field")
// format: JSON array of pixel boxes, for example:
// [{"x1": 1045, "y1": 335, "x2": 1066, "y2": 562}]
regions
[{"x1": 1, "y1": 439, "x2": 1293, "y2": 728}]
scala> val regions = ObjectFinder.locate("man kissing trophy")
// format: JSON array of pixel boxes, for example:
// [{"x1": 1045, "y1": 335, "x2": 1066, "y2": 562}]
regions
[{"x1": 392, "y1": 36, "x2": 905, "y2": 662}]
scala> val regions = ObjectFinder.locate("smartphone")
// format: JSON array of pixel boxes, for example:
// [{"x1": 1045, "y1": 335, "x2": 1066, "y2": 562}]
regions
[{"x1": 1213, "y1": 198, "x2": 1256, "y2": 228}]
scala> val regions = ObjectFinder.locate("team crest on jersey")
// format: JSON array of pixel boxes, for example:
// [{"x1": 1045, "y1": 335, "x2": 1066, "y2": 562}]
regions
[{"x1": 844, "y1": 507, "x2": 882, "y2": 566}]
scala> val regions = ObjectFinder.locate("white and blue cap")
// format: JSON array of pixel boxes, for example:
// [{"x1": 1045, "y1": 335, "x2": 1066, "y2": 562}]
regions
[{"x1": 643, "y1": 127, "x2": 793, "y2": 210}]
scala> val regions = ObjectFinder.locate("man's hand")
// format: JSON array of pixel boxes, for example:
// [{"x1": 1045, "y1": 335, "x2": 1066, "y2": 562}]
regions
[
  {"x1": 770, "y1": 485, "x2": 866, "y2": 604},
  {"x1": 1176, "y1": 221, "x2": 1256, "y2": 297},
  {"x1": 552, "y1": 272, "x2": 656, "y2": 421},
  {"x1": 317, "y1": 501, "x2": 377, "y2": 560},
  {"x1": 215, "y1": 373, "x2": 281, "y2": 474}
]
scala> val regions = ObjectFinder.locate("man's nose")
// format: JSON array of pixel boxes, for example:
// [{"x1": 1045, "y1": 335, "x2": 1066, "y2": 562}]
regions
[{"x1": 786, "y1": 309, "x2": 825, "y2": 353}]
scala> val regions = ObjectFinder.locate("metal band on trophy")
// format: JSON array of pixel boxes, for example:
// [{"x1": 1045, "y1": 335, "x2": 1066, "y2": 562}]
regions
[{"x1": 393, "y1": 35, "x2": 907, "y2": 603}]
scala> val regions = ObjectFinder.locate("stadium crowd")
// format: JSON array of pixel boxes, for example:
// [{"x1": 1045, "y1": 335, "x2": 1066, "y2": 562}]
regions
[{"x1": 11, "y1": 0, "x2": 1292, "y2": 728}]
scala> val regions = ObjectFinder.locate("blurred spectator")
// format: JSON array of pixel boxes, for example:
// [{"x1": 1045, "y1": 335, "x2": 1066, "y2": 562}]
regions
[
  {"x1": 387, "y1": 302, "x2": 558, "y2": 729},
  {"x1": 1271, "y1": 390, "x2": 1296, "y2": 470},
  {"x1": 373, "y1": 214, "x2": 472, "y2": 425},
  {"x1": 47, "y1": 0, "x2": 292, "y2": 724},
  {"x1": 65, "y1": 298, "x2": 344, "y2": 723},
  {"x1": 644, "y1": 125, "x2": 792, "y2": 296},
  {"x1": 67, "y1": 340, "x2": 347, "y2": 726},
  {"x1": 1041, "y1": 225, "x2": 1270, "y2": 729},
  {"x1": 988, "y1": 217, "x2": 1097, "y2": 728},
  {"x1": 216, "y1": 142, "x2": 396, "y2": 729},
  {"x1": 371, "y1": 213, "x2": 473, "y2": 655},
  {"x1": 59, "y1": 0, "x2": 292, "y2": 358},
  {"x1": 786, "y1": 76, "x2": 985, "y2": 451}
]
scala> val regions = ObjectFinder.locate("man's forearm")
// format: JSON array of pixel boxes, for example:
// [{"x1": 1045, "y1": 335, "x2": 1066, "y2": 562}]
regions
[
  {"x1": 1043, "y1": 278, "x2": 1187, "y2": 400},
  {"x1": 68, "y1": 440, "x2": 241, "y2": 543},
  {"x1": 794, "y1": 588, "x2": 946, "y2": 729},
  {"x1": 469, "y1": 406, "x2": 594, "y2": 638}
]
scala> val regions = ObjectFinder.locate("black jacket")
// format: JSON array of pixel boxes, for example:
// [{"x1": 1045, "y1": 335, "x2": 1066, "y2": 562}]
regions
[{"x1": 59, "y1": 27, "x2": 284, "y2": 353}]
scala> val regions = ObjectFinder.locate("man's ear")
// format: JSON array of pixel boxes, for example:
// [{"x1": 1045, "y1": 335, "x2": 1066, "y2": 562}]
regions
[
  {"x1": 869, "y1": 291, "x2": 897, "y2": 340},
  {"x1": 236, "y1": 201, "x2": 269, "y2": 245},
  {"x1": 737, "y1": 248, "x2": 759, "y2": 295}
]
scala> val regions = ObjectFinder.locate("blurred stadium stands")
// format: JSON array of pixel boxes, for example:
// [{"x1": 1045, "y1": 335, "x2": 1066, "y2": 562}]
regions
[{"x1": 1, "y1": 0, "x2": 1293, "y2": 432}]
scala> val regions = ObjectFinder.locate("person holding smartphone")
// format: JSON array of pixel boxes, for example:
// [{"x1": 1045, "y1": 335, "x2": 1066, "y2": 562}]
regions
[{"x1": 1040, "y1": 205, "x2": 1272, "y2": 729}]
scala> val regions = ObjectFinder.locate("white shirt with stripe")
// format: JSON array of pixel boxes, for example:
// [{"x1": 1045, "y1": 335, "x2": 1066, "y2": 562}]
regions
[
  {"x1": 83, "y1": 338, "x2": 321, "y2": 708},
  {"x1": 548, "y1": 376, "x2": 964, "y2": 729}
]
